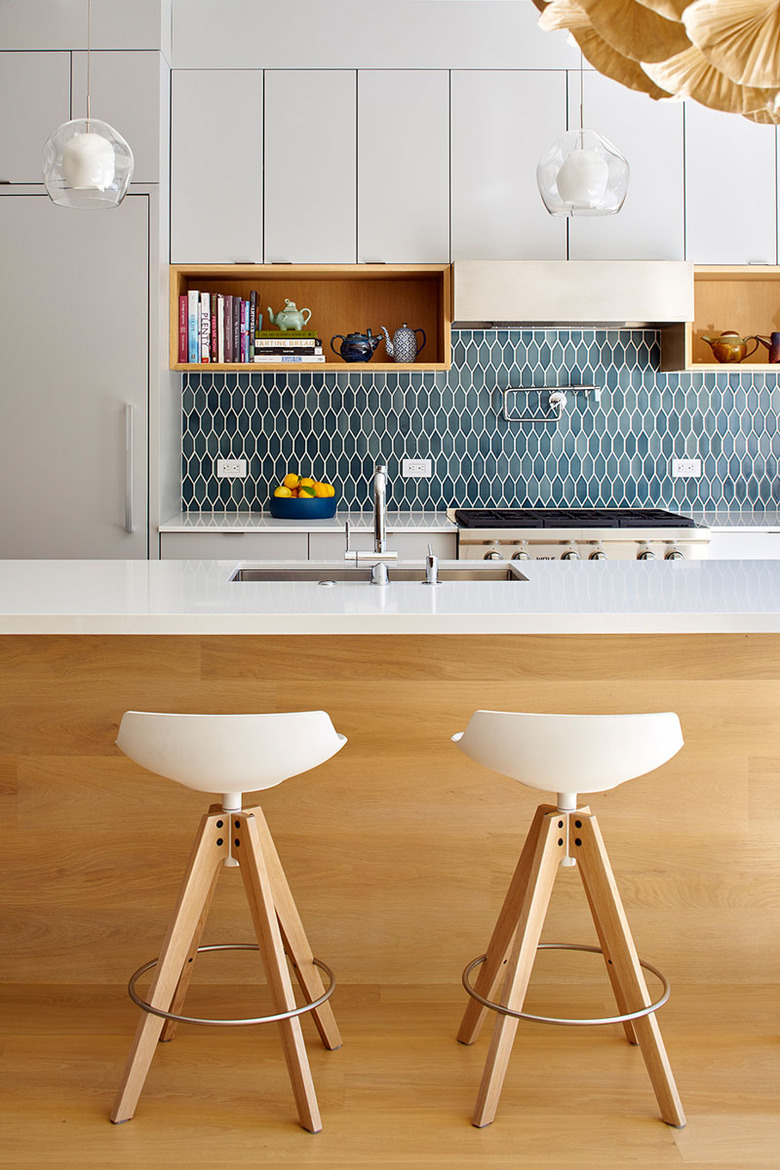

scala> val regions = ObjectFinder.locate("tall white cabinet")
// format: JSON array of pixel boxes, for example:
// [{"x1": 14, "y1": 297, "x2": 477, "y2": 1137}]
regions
[
  {"x1": 171, "y1": 69, "x2": 263, "y2": 263},
  {"x1": 264, "y1": 70, "x2": 356, "y2": 263},
  {"x1": 450, "y1": 70, "x2": 566, "y2": 260},
  {"x1": 685, "y1": 102, "x2": 777, "y2": 264},
  {"x1": 358, "y1": 70, "x2": 449, "y2": 263},
  {"x1": 0, "y1": 194, "x2": 149, "y2": 559},
  {"x1": 568, "y1": 72, "x2": 684, "y2": 260},
  {"x1": 0, "y1": 52, "x2": 70, "y2": 183}
]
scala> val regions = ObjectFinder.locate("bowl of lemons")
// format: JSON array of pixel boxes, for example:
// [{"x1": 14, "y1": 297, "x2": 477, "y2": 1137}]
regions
[{"x1": 269, "y1": 473, "x2": 337, "y2": 519}]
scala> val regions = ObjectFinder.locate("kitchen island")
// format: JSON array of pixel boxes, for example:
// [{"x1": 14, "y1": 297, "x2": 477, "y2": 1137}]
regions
[{"x1": 1, "y1": 555, "x2": 778, "y2": 992}]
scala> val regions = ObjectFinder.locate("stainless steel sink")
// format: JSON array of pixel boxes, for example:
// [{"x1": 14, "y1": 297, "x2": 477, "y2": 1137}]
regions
[{"x1": 231, "y1": 563, "x2": 527, "y2": 583}]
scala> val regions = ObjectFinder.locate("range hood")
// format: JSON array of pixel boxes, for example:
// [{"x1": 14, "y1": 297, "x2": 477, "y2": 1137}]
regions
[{"x1": 453, "y1": 260, "x2": 694, "y2": 328}]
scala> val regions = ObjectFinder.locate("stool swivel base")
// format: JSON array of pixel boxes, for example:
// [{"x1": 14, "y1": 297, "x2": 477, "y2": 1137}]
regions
[
  {"x1": 458, "y1": 803, "x2": 686, "y2": 1130},
  {"x1": 110, "y1": 802, "x2": 341, "y2": 1132}
]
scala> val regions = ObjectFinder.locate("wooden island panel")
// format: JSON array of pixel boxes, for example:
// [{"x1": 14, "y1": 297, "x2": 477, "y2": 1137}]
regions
[{"x1": 1, "y1": 633, "x2": 778, "y2": 987}]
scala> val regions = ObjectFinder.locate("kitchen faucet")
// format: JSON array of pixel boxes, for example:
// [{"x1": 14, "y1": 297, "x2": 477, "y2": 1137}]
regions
[
  {"x1": 373, "y1": 462, "x2": 388, "y2": 553},
  {"x1": 344, "y1": 460, "x2": 398, "y2": 584}
]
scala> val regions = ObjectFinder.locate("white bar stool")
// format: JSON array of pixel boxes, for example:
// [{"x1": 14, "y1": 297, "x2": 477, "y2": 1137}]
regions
[
  {"x1": 452, "y1": 710, "x2": 686, "y2": 1130},
  {"x1": 110, "y1": 710, "x2": 347, "y2": 1133}
]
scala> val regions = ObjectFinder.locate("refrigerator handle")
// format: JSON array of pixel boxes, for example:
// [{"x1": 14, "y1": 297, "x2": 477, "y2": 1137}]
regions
[{"x1": 125, "y1": 403, "x2": 135, "y2": 534}]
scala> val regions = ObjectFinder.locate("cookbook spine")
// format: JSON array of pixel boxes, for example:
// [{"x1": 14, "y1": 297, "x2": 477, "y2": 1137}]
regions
[
  {"x1": 178, "y1": 296, "x2": 188, "y2": 363},
  {"x1": 199, "y1": 291, "x2": 210, "y2": 363},
  {"x1": 187, "y1": 290, "x2": 199, "y2": 363}
]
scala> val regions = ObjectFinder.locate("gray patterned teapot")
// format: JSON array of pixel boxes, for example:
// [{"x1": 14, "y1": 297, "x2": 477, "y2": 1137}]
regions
[{"x1": 380, "y1": 322, "x2": 426, "y2": 363}]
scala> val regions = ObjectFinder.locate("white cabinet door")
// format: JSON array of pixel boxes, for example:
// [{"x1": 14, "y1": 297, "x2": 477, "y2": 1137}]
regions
[
  {"x1": 264, "y1": 70, "x2": 356, "y2": 263},
  {"x1": 707, "y1": 530, "x2": 780, "y2": 558},
  {"x1": 686, "y1": 104, "x2": 777, "y2": 264},
  {"x1": 0, "y1": 52, "x2": 70, "y2": 182},
  {"x1": 451, "y1": 70, "x2": 567, "y2": 261},
  {"x1": 72, "y1": 51, "x2": 163, "y2": 183},
  {"x1": 568, "y1": 72, "x2": 684, "y2": 260},
  {"x1": 0, "y1": 193, "x2": 148, "y2": 559},
  {"x1": 171, "y1": 70, "x2": 263, "y2": 263},
  {"x1": 160, "y1": 532, "x2": 308, "y2": 560},
  {"x1": 358, "y1": 70, "x2": 449, "y2": 263}
]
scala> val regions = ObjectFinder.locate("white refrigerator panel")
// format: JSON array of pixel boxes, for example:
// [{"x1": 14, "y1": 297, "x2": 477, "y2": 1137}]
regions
[{"x1": 0, "y1": 193, "x2": 149, "y2": 558}]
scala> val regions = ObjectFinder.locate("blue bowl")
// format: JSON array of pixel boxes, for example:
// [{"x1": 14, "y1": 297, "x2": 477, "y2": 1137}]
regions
[{"x1": 269, "y1": 495, "x2": 338, "y2": 520}]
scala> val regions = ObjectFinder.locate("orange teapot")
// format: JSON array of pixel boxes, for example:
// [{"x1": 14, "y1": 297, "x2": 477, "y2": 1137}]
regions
[{"x1": 701, "y1": 331, "x2": 759, "y2": 363}]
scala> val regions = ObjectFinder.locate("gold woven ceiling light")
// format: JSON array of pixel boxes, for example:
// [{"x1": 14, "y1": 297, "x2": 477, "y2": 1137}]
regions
[
  {"x1": 684, "y1": 0, "x2": 780, "y2": 88},
  {"x1": 635, "y1": 0, "x2": 690, "y2": 19},
  {"x1": 536, "y1": 0, "x2": 677, "y2": 97},
  {"x1": 578, "y1": 0, "x2": 691, "y2": 61},
  {"x1": 641, "y1": 44, "x2": 778, "y2": 112},
  {"x1": 575, "y1": 26, "x2": 670, "y2": 98}
]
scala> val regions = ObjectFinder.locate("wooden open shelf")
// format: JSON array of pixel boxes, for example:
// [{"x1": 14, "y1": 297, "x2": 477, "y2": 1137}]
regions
[
  {"x1": 170, "y1": 264, "x2": 452, "y2": 371},
  {"x1": 661, "y1": 265, "x2": 780, "y2": 372}
]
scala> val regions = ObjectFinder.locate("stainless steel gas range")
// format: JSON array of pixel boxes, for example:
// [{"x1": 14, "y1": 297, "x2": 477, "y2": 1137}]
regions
[{"x1": 450, "y1": 508, "x2": 710, "y2": 562}]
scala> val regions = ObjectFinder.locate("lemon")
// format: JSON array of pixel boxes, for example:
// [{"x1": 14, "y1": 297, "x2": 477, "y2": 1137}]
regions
[
  {"x1": 298, "y1": 485, "x2": 316, "y2": 498},
  {"x1": 324, "y1": 483, "x2": 336, "y2": 497},
  {"x1": 299, "y1": 476, "x2": 315, "y2": 489},
  {"x1": 274, "y1": 486, "x2": 292, "y2": 497},
  {"x1": 283, "y1": 473, "x2": 299, "y2": 489},
  {"x1": 313, "y1": 483, "x2": 329, "y2": 498}
]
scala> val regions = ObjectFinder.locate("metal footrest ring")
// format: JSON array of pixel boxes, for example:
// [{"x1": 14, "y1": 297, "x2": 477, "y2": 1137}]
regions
[
  {"x1": 463, "y1": 942, "x2": 670, "y2": 1027},
  {"x1": 128, "y1": 943, "x2": 336, "y2": 1027}
]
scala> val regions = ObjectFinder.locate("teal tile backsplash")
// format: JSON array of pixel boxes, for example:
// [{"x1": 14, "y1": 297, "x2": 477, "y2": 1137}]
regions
[{"x1": 181, "y1": 329, "x2": 780, "y2": 512}]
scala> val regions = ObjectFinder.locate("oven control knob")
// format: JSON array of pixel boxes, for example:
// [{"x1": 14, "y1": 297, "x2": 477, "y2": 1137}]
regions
[
  {"x1": 561, "y1": 549, "x2": 580, "y2": 560},
  {"x1": 589, "y1": 550, "x2": 607, "y2": 560},
  {"x1": 665, "y1": 548, "x2": 685, "y2": 561},
  {"x1": 512, "y1": 549, "x2": 531, "y2": 561},
  {"x1": 637, "y1": 549, "x2": 656, "y2": 560},
  {"x1": 484, "y1": 550, "x2": 504, "y2": 561}
]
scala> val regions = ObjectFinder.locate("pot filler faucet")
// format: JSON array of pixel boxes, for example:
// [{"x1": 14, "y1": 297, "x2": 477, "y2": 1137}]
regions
[{"x1": 344, "y1": 461, "x2": 398, "y2": 585}]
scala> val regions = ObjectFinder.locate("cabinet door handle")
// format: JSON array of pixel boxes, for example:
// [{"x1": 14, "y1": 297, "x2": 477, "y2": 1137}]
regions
[{"x1": 125, "y1": 403, "x2": 135, "y2": 534}]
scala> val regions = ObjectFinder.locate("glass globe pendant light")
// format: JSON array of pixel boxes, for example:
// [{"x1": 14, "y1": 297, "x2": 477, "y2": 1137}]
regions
[
  {"x1": 537, "y1": 53, "x2": 629, "y2": 217},
  {"x1": 43, "y1": 0, "x2": 133, "y2": 209}
]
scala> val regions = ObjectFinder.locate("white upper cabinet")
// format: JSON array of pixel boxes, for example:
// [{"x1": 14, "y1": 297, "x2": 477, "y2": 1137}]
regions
[
  {"x1": 451, "y1": 70, "x2": 566, "y2": 261},
  {"x1": 685, "y1": 103, "x2": 777, "y2": 264},
  {"x1": 358, "y1": 70, "x2": 449, "y2": 263},
  {"x1": 171, "y1": 70, "x2": 263, "y2": 263},
  {"x1": 0, "y1": 52, "x2": 70, "y2": 182},
  {"x1": 567, "y1": 72, "x2": 684, "y2": 260},
  {"x1": 264, "y1": 70, "x2": 356, "y2": 263},
  {"x1": 72, "y1": 51, "x2": 164, "y2": 182}
]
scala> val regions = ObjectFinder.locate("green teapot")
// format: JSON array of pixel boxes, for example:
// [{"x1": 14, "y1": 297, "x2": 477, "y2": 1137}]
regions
[{"x1": 267, "y1": 298, "x2": 312, "y2": 331}]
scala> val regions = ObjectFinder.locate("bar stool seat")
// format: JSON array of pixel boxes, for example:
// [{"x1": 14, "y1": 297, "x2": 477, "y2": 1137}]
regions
[
  {"x1": 453, "y1": 710, "x2": 686, "y2": 1130},
  {"x1": 110, "y1": 710, "x2": 347, "y2": 1133}
]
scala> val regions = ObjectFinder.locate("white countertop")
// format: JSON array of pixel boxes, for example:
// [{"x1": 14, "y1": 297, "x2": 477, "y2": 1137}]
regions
[
  {"x1": 160, "y1": 508, "x2": 780, "y2": 533},
  {"x1": 2, "y1": 558, "x2": 780, "y2": 635},
  {"x1": 159, "y1": 510, "x2": 457, "y2": 533}
]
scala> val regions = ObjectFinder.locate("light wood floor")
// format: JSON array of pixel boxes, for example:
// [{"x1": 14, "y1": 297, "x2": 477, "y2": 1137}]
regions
[{"x1": 0, "y1": 982, "x2": 777, "y2": 1168}]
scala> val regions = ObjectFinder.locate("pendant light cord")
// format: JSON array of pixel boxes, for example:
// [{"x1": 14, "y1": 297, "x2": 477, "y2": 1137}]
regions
[{"x1": 86, "y1": 0, "x2": 92, "y2": 129}]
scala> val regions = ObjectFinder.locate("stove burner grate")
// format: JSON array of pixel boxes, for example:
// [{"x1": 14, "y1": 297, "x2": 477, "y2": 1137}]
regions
[{"x1": 454, "y1": 508, "x2": 697, "y2": 530}]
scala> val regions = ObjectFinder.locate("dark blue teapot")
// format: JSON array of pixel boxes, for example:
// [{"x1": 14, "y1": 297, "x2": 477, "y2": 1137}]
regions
[{"x1": 330, "y1": 328, "x2": 383, "y2": 363}]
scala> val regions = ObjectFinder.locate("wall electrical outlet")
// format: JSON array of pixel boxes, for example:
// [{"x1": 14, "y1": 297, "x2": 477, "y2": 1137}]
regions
[
  {"x1": 671, "y1": 458, "x2": 701, "y2": 479},
  {"x1": 216, "y1": 458, "x2": 247, "y2": 478},
  {"x1": 402, "y1": 458, "x2": 432, "y2": 478}
]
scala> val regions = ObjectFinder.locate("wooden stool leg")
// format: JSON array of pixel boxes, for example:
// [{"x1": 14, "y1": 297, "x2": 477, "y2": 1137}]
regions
[
  {"x1": 458, "y1": 803, "x2": 556, "y2": 1046},
  {"x1": 111, "y1": 812, "x2": 226, "y2": 1123},
  {"x1": 575, "y1": 811, "x2": 686, "y2": 1128},
  {"x1": 236, "y1": 811, "x2": 322, "y2": 1134},
  {"x1": 247, "y1": 804, "x2": 342, "y2": 1051},
  {"x1": 159, "y1": 862, "x2": 221, "y2": 1043},
  {"x1": 472, "y1": 812, "x2": 564, "y2": 1128}
]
